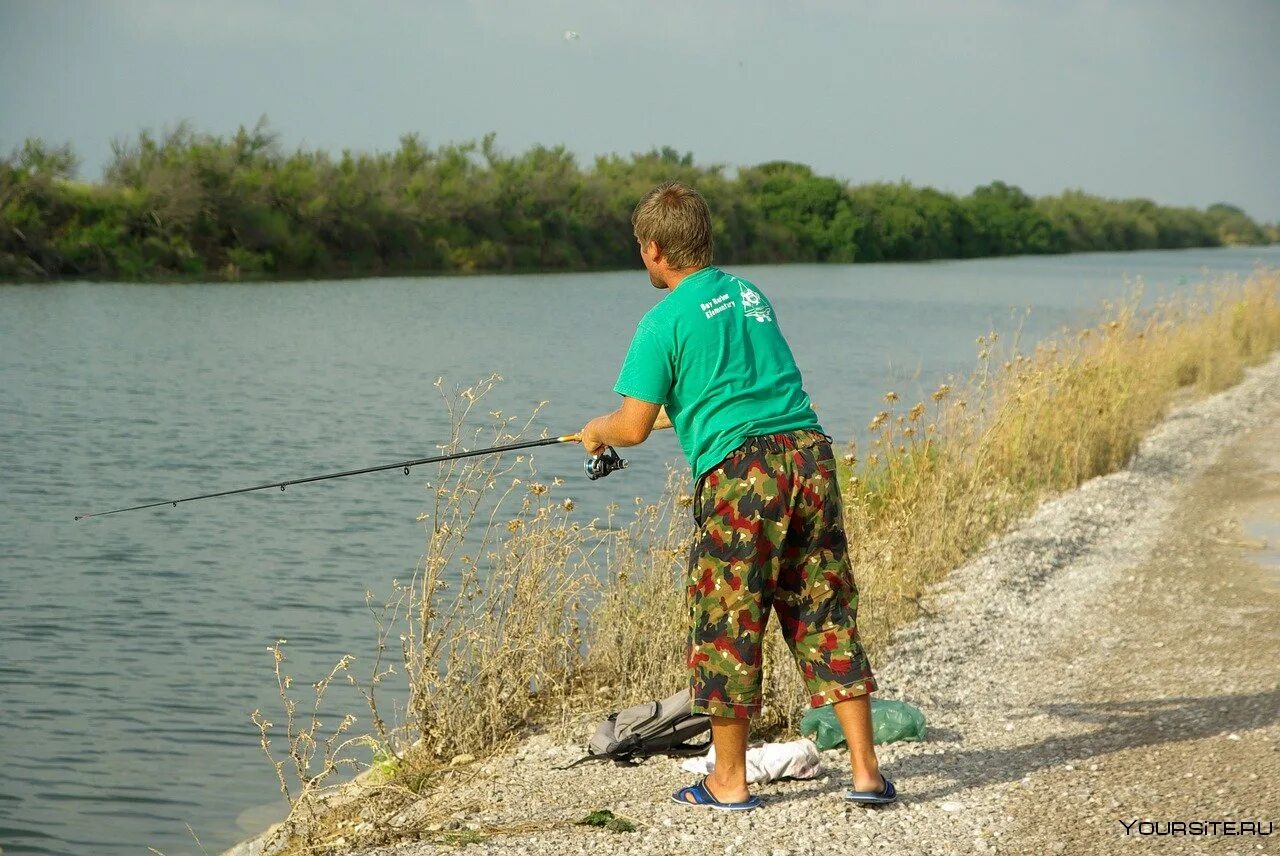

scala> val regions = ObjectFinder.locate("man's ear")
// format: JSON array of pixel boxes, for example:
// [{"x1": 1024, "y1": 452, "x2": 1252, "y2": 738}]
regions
[{"x1": 644, "y1": 240, "x2": 663, "y2": 265}]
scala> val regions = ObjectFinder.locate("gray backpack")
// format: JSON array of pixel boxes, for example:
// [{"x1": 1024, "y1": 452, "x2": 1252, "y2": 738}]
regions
[{"x1": 566, "y1": 688, "x2": 712, "y2": 768}]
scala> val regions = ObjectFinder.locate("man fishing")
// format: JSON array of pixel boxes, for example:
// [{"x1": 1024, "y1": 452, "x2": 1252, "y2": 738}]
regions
[{"x1": 579, "y1": 181, "x2": 894, "y2": 810}]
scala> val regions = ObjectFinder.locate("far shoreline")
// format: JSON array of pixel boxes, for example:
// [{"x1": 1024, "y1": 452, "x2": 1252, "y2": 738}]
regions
[{"x1": 4, "y1": 242, "x2": 1277, "y2": 288}]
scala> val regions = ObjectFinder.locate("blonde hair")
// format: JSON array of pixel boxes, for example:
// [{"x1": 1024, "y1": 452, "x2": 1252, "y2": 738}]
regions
[{"x1": 631, "y1": 181, "x2": 713, "y2": 269}]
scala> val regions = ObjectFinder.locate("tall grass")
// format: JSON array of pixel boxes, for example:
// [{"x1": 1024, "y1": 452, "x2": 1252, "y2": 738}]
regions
[
  {"x1": 256, "y1": 270, "x2": 1280, "y2": 851},
  {"x1": 841, "y1": 273, "x2": 1279, "y2": 652}
]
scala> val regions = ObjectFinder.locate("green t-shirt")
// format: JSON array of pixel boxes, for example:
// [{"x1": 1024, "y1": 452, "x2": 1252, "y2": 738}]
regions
[{"x1": 613, "y1": 266, "x2": 822, "y2": 479}]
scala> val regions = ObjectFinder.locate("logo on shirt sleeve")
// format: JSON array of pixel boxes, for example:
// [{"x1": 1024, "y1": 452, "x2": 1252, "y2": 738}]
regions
[{"x1": 737, "y1": 281, "x2": 773, "y2": 323}]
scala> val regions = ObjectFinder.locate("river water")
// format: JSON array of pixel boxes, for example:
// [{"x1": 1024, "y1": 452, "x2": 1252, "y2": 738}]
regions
[{"x1": 2, "y1": 246, "x2": 1278, "y2": 855}]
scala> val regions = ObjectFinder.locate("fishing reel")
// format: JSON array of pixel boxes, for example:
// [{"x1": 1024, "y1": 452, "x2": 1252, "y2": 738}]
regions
[{"x1": 585, "y1": 446, "x2": 628, "y2": 480}]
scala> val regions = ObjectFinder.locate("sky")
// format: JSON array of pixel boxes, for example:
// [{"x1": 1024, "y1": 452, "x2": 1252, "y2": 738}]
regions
[{"x1": 2, "y1": 0, "x2": 1278, "y2": 221}]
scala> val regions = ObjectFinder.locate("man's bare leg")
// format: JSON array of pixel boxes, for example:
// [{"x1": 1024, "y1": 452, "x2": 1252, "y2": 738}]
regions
[
  {"x1": 833, "y1": 695, "x2": 885, "y2": 792},
  {"x1": 690, "y1": 715, "x2": 752, "y2": 803}
]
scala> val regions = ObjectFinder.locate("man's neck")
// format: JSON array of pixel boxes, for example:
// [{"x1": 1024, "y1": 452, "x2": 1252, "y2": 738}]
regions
[{"x1": 665, "y1": 265, "x2": 708, "y2": 291}]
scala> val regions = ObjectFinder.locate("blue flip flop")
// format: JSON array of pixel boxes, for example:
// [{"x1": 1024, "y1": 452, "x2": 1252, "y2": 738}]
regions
[
  {"x1": 671, "y1": 776, "x2": 762, "y2": 811},
  {"x1": 844, "y1": 773, "x2": 897, "y2": 805}
]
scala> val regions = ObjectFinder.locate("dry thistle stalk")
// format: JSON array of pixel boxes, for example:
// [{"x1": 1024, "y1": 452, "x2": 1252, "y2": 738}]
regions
[{"x1": 251, "y1": 272, "x2": 1280, "y2": 851}]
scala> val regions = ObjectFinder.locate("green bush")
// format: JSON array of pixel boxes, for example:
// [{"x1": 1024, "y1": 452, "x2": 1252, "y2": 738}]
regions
[{"x1": 0, "y1": 120, "x2": 1271, "y2": 282}]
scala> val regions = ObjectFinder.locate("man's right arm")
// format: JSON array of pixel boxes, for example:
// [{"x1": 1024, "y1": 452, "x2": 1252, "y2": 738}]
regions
[{"x1": 579, "y1": 397, "x2": 662, "y2": 455}]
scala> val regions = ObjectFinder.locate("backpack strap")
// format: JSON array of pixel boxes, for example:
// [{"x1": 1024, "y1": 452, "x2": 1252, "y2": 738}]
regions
[
  {"x1": 648, "y1": 740, "x2": 713, "y2": 758},
  {"x1": 554, "y1": 752, "x2": 611, "y2": 771}
]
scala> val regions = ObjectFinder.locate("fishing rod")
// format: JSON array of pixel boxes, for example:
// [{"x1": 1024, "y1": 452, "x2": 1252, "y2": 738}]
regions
[{"x1": 74, "y1": 436, "x2": 628, "y2": 521}]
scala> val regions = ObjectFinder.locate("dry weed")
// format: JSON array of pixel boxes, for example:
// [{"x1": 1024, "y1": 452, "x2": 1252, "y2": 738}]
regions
[{"x1": 256, "y1": 270, "x2": 1280, "y2": 852}]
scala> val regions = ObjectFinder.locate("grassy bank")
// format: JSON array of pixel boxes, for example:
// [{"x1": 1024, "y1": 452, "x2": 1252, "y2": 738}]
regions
[
  {"x1": 4, "y1": 125, "x2": 1277, "y2": 283},
  {"x1": 250, "y1": 269, "x2": 1280, "y2": 853}
]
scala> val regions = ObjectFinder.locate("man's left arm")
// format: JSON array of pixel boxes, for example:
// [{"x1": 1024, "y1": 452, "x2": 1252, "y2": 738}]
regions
[{"x1": 580, "y1": 398, "x2": 663, "y2": 456}]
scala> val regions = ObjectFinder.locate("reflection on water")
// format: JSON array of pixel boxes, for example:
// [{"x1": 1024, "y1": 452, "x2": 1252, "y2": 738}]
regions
[
  {"x1": 1240, "y1": 424, "x2": 1280, "y2": 584},
  {"x1": 1, "y1": 246, "x2": 1278, "y2": 855},
  {"x1": 1241, "y1": 503, "x2": 1280, "y2": 573}
]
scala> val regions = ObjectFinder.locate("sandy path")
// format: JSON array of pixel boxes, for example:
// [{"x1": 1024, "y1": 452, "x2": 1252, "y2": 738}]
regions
[{"x1": 993, "y1": 421, "x2": 1280, "y2": 853}]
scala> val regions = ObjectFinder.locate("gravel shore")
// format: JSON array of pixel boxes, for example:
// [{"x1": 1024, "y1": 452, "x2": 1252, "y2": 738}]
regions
[{"x1": 321, "y1": 355, "x2": 1280, "y2": 856}]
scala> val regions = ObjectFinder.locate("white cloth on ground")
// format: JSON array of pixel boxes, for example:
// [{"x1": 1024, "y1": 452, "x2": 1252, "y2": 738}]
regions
[{"x1": 680, "y1": 739, "x2": 822, "y2": 784}]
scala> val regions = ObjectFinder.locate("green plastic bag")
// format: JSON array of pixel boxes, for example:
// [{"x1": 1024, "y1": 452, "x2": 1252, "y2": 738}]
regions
[{"x1": 799, "y1": 698, "x2": 926, "y2": 749}]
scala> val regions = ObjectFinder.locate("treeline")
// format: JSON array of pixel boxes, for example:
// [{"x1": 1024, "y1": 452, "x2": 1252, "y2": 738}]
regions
[{"x1": 2, "y1": 120, "x2": 1275, "y2": 281}]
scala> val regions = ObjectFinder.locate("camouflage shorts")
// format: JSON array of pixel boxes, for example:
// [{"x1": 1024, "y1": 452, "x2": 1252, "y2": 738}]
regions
[{"x1": 686, "y1": 429, "x2": 877, "y2": 718}]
